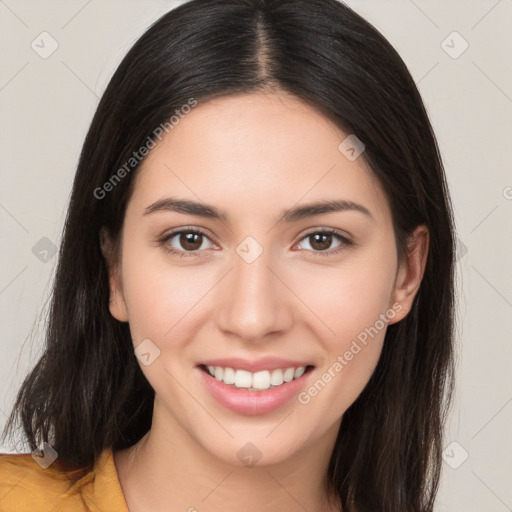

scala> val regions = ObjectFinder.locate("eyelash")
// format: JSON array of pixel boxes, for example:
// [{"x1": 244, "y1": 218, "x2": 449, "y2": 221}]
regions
[{"x1": 158, "y1": 227, "x2": 354, "y2": 258}]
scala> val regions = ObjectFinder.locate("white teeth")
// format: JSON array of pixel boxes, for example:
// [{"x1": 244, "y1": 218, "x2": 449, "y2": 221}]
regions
[
  {"x1": 252, "y1": 371, "x2": 271, "y2": 390},
  {"x1": 206, "y1": 365, "x2": 307, "y2": 390},
  {"x1": 283, "y1": 367, "x2": 295, "y2": 382},
  {"x1": 270, "y1": 369, "x2": 284, "y2": 386},
  {"x1": 234, "y1": 369, "x2": 252, "y2": 388},
  {"x1": 223, "y1": 367, "x2": 236, "y2": 385},
  {"x1": 294, "y1": 367, "x2": 305, "y2": 378}
]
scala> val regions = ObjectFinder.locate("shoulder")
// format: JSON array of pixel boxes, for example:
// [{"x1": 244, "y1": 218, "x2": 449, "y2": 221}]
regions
[
  {"x1": 0, "y1": 448, "x2": 128, "y2": 512},
  {"x1": 0, "y1": 451, "x2": 90, "y2": 511},
  {"x1": 0, "y1": 452, "x2": 79, "y2": 511}
]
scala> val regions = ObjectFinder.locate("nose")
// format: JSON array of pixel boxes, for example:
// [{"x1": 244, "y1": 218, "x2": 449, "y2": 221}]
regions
[{"x1": 214, "y1": 245, "x2": 294, "y2": 342}]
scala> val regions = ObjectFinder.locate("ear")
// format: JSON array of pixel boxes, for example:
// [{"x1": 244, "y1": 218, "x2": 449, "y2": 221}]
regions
[
  {"x1": 387, "y1": 225, "x2": 429, "y2": 324},
  {"x1": 99, "y1": 227, "x2": 129, "y2": 322}
]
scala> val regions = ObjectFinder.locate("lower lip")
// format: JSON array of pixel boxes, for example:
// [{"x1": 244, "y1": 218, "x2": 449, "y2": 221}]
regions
[{"x1": 197, "y1": 366, "x2": 313, "y2": 415}]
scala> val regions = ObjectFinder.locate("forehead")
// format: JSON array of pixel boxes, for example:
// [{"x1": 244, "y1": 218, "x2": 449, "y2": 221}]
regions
[{"x1": 129, "y1": 92, "x2": 391, "y2": 225}]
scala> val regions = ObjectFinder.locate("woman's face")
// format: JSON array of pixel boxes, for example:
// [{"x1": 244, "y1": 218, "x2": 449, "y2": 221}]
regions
[{"x1": 105, "y1": 91, "x2": 426, "y2": 467}]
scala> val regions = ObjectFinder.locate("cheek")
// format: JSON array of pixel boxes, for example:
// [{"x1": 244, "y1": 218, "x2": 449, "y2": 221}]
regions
[
  {"x1": 292, "y1": 248, "x2": 396, "y2": 402},
  {"x1": 294, "y1": 250, "x2": 397, "y2": 344},
  {"x1": 119, "y1": 234, "x2": 229, "y2": 371},
  {"x1": 121, "y1": 260, "x2": 208, "y2": 346},
  {"x1": 296, "y1": 276, "x2": 391, "y2": 423}
]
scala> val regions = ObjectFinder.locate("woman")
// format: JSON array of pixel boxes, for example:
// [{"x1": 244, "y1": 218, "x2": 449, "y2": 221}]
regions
[{"x1": 0, "y1": 0, "x2": 456, "y2": 510}]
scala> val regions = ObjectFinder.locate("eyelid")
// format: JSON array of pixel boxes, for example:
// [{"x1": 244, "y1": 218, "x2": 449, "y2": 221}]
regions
[
  {"x1": 160, "y1": 226, "x2": 218, "y2": 245},
  {"x1": 298, "y1": 226, "x2": 353, "y2": 242}
]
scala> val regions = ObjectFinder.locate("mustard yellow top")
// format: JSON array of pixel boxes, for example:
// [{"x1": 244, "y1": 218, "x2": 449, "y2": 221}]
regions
[{"x1": 0, "y1": 448, "x2": 129, "y2": 512}]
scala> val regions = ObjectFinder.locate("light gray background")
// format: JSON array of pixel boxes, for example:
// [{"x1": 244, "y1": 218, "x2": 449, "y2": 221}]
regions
[{"x1": 1, "y1": 1, "x2": 511, "y2": 510}]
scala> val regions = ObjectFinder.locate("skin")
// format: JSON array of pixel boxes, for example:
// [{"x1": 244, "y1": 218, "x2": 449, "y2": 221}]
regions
[{"x1": 101, "y1": 91, "x2": 429, "y2": 512}]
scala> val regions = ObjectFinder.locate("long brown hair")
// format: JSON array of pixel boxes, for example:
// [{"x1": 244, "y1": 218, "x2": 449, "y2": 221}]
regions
[{"x1": 3, "y1": 1, "x2": 456, "y2": 510}]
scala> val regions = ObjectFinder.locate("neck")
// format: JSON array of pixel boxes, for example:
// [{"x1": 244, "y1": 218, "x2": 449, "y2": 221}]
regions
[{"x1": 114, "y1": 399, "x2": 342, "y2": 512}]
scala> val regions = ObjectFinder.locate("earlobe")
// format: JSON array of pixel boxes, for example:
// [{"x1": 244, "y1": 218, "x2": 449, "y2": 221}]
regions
[
  {"x1": 108, "y1": 288, "x2": 129, "y2": 323},
  {"x1": 388, "y1": 225, "x2": 429, "y2": 324},
  {"x1": 99, "y1": 227, "x2": 129, "y2": 322}
]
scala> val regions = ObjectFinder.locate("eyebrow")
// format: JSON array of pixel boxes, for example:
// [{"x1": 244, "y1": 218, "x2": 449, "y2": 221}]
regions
[{"x1": 144, "y1": 196, "x2": 374, "y2": 223}]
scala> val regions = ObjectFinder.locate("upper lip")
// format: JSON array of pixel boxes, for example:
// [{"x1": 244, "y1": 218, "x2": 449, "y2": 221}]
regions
[{"x1": 199, "y1": 357, "x2": 314, "y2": 373}]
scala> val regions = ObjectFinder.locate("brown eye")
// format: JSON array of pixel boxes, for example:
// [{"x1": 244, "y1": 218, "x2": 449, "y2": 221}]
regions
[
  {"x1": 296, "y1": 229, "x2": 353, "y2": 256},
  {"x1": 309, "y1": 233, "x2": 333, "y2": 251},
  {"x1": 179, "y1": 232, "x2": 203, "y2": 251},
  {"x1": 160, "y1": 228, "x2": 216, "y2": 257}
]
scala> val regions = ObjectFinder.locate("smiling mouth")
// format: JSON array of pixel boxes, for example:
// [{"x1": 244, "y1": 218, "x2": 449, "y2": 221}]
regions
[{"x1": 198, "y1": 364, "x2": 315, "y2": 391}]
